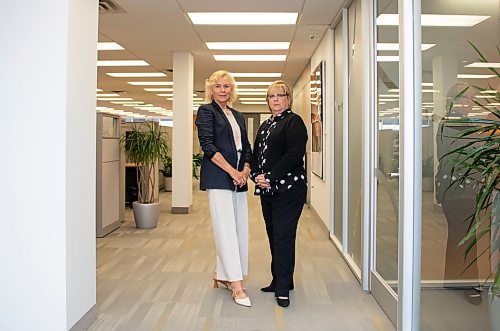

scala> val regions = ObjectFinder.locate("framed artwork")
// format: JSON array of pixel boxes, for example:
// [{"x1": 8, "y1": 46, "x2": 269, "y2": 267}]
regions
[{"x1": 311, "y1": 60, "x2": 325, "y2": 179}]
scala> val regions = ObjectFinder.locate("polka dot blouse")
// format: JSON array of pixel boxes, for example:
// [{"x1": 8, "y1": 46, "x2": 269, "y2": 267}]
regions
[{"x1": 250, "y1": 110, "x2": 308, "y2": 196}]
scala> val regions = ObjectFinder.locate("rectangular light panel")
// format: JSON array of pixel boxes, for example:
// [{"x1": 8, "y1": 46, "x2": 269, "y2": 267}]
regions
[
  {"x1": 188, "y1": 12, "x2": 298, "y2": 25},
  {"x1": 214, "y1": 55, "x2": 286, "y2": 62},
  {"x1": 106, "y1": 72, "x2": 166, "y2": 77},
  {"x1": 206, "y1": 42, "x2": 289, "y2": 50},
  {"x1": 97, "y1": 60, "x2": 149, "y2": 66}
]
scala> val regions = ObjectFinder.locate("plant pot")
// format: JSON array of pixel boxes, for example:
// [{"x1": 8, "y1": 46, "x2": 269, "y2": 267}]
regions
[
  {"x1": 164, "y1": 176, "x2": 172, "y2": 192},
  {"x1": 488, "y1": 289, "x2": 499, "y2": 331},
  {"x1": 132, "y1": 201, "x2": 159, "y2": 229}
]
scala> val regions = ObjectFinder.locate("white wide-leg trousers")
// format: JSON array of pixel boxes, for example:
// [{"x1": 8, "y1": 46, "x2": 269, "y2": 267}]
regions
[{"x1": 207, "y1": 189, "x2": 249, "y2": 281}]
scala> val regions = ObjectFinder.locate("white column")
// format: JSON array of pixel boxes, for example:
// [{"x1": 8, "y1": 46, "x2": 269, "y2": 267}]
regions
[
  {"x1": 0, "y1": 1, "x2": 97, "y2": 330},
  {"x1": 172, "y1": 51, "x2": 194, "y2": 213},
  {"x1": 398, "y1": 0, "x2": 422, "y2": 330}
]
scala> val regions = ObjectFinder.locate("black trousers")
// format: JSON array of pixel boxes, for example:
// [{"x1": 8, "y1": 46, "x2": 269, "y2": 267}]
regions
[{"x1": 260, "y1": 182, "x2": 307, "y2": 297}]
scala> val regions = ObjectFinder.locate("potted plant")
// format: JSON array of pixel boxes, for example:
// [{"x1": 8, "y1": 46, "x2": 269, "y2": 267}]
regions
[
  {"x1": 441, "y1": 42, "x2": 499, "y2": 323},
  {"x1": 160, "y1": 154, "x2": 172, "y2": 191},
  {"x1": 192, "y1": 152, "x2": 203, "y2": 179},
  {"x1": 122, "y1": 121, "x2": 170, "y2": 229}
]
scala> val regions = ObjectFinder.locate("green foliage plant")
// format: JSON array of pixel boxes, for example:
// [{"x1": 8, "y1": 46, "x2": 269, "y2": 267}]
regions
[
  {"x1": 440, "y1": 42, "x2": 499, "y2": 296},
  {"x1": 121, "y1": 121, "x2": 170, "y2": 204}
]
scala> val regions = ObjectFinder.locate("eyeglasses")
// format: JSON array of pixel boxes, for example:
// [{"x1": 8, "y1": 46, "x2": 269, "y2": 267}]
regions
[{"x1": 267, "y1": 93, "x2": 287, "y2": 99}]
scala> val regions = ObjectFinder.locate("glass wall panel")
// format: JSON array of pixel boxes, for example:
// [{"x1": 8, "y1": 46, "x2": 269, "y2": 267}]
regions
[
  {"x1": 347, "y1": 0, "x2": 363, "y2": 266},
  {"x1": 333, "y1": 20, "x2": 344, "y2": 244},
  {"x1": 420, "y1": 1, "x2": 498, "y2": 330},
  {"x1": 375, "y1": 0, "x2": 399, "y2": 290}
]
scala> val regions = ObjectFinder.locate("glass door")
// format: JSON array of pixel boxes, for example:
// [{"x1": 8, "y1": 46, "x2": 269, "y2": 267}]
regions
[{"x1": 370, "y1": 0, "x2": 399, "y2": 324}]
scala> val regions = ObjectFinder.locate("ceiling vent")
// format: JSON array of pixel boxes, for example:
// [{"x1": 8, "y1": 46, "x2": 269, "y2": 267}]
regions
[{"x1": 99, "y1": 0, "x2": 125, "y2": 14}]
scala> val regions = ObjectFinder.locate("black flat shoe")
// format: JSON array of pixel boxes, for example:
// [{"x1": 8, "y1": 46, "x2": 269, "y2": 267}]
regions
[
  {"x1": 260, "y1": 285, "x2": 275, "y2": 292},
  {"x1": 260, "y1": 283, "x2": 294, "y2": 292},
  {"x1": 276, "y1": 296, "x2": 290, "y2": 307}
]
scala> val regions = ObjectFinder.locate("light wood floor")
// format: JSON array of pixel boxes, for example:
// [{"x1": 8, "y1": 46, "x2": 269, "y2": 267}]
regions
[{"x1": 89, "y1": 182, "x2": 395, "y2": 331}]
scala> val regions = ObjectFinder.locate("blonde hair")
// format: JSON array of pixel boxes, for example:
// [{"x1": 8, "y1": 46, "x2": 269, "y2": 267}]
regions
[
  {"x1": 204, "y1": 70, "x2": 237, "y2": 104},
  {"x1": 267, "y1": 80, "x2": 293, "y2": 111}
]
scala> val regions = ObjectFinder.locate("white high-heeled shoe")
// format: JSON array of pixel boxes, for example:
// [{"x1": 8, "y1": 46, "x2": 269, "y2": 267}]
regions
[{"x1": 232, "y1": 289, "x2": 251, "y2": 307}]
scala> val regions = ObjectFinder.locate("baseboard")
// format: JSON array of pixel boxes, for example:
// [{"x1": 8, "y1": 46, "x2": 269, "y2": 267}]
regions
[
  {"x1": 307, "y1": 205, "x2": 330, "y2": 237},
  {"x1": 69, "y1": 304, "x2": 97, "y2": 331},
  {"x1": 171, "y1": 205, "x2": 191, "y2": 214}
]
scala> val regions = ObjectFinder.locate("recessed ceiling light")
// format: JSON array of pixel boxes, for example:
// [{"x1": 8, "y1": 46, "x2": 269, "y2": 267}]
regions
[
  {"x1": 135, "y1": 107, "x2": 165, "y2": 110},
  {"x1": 232, "y1": 73, "x2": 282, "y2": 78},
  {"x1": 239, "y1": 97, "x2": 267, "y2": 101},
  {"x1": 480, "y1": 90, "x2": 498, "y2": 94},
  {"x1": 188, "y1": 12, "x2": 298, "y2": 25},
  {"x1": 157, "y1": 94, "x2": 173, "y2": 97},
  {"x1": 96, "y1": 88, "x2": 103, "y2": 92},
  {"x1": 97, "y1": 97, "x2": 133, "y2": 101},
  {"x1": 377, "y1": 56, "x2": 399, "y2": 62},
  {"x1": 457, "y1": 74, "x2": 495, "y2": 79},
  {"x1": 111, "y1": 101, "x2": 144, "y2": 105},
  {"x1": 106, "y1": 72, "x2": 167, "y2": 77},
  {"x1": 236, "y1": 82, "x2": 274, "y2": 86},
  {"x1": 144, "y1": 88, "x2": 173, "y2": 92},
  {"x1": 376, "y1": 14, "x2": 490, "y2": 26},
  {"x1": 377, "y1": 43, "x2": 435, "y2": 51},
  {"x1": 97, "y1": 60, "x2": 149, "y2": 66},
  {"x1": 214, "y1": 55, "x2": 286, "y2": 62},
  {"x1": 465, "y1": 62, "x2": 500, "y2": 68},
  {"x1": 422, "y1": 83, "x2": 434, "y2": 87},
  {"x1": 238, "y1": 88, "x2": 269, "y2": 91},
  {"x1": 237, "y1": 91, "x2": 268, "y2": 95},
  {"x1": 206, "y1": 42, "x2": 290, "y2": 50},
  {"x1": 97, "y1": 42, "x2": 124, "y2": 50},
  {"x1": 96, "y1": 94, "x2": 120, "y2": 97},
  {"x1": 128, "y1": 81, "x2": 173, "y2": 85},
  {"x1": 474, "y1": 95, "x2": 496, "y2": 99}
]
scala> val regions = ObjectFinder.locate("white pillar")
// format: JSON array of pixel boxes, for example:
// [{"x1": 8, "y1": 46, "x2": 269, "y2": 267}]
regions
[
  {"x1": 0, "y1": 1, "x2": 98, "y2": 330},
  {"x1": 172, "y1": 51, "x2": 194, "y2": 213}
]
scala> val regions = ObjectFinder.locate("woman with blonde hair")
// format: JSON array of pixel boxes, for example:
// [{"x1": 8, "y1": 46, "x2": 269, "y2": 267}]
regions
[
  {"x1": 250, "y1": 80, "x2": 308, "y2": 307},
  {"x1": 195, "y1": 70, "x2": 252, "y2": 307}
]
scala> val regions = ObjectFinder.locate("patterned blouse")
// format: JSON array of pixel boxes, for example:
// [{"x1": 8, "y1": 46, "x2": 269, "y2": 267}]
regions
[{"x1": 250, "y1": 110, "x2": 308, "y2": 196}]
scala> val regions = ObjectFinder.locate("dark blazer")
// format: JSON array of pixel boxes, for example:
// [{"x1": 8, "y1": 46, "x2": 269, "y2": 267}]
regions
[{"x1": 195, "y1": 100, "x2": 252, "y2": 192}]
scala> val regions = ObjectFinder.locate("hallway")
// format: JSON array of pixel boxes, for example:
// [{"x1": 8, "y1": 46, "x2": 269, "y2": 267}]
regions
[{"x1": 89, "y1": 182, "x2": 394, "y2": 331}]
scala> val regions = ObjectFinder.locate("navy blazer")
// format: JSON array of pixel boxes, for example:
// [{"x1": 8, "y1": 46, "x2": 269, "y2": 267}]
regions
[{"x1": 195, "y1": 100, "x2": 252, "y2": 192}]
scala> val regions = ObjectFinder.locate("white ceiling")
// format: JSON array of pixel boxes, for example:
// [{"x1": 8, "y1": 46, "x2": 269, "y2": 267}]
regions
[{"x1": 97, "y1": 0, "x2": 344, "y2": 115}]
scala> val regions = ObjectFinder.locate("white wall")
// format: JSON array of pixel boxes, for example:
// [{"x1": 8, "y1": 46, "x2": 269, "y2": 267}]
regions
[
  {"x1": 66, "y1": 0, "x2": 98, "y2": 328},
  {"x1": 301, "y1": 28, "x2": 335, "y2": 229},
  {"x1": 0, "y1": 1, "x2": 97, "y2": 330}
]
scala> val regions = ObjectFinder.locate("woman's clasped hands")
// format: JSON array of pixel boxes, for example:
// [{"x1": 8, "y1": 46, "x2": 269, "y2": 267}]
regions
[
  {"x1": 255, "y1": 174, "x2": 270, "y2": 190},
  {"x1": 232, "y1": 168, "x2": 249, "y2": 187}
]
